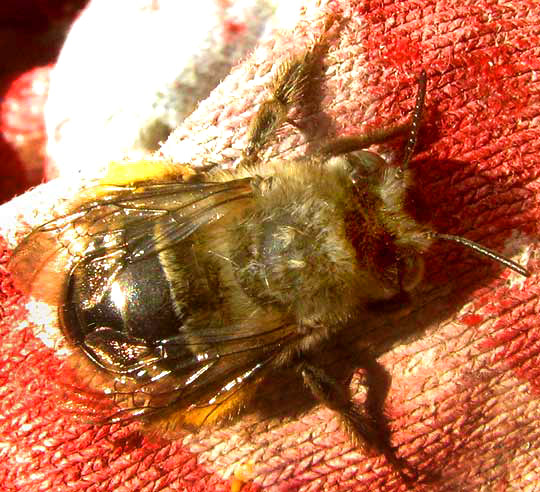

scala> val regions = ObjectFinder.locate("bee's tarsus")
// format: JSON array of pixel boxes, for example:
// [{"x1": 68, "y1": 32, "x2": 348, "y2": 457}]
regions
[{"x1": 243, "y1": 24, "x2": 333, "y2": 163}]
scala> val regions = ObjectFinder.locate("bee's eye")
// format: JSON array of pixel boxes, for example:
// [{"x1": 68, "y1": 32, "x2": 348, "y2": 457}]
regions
[
  {"x1": 400, "y1": 251, "x2": 425, "y2": 292},
  {"x1": 347, "y1": 151, "x2": 387, "y2": 184}
]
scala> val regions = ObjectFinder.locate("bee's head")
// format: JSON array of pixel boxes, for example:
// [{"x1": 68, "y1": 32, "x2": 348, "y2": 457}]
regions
[
  {"x1": 322, "y1": 151, "x2": 431, "y2": 302},
  {"x1": 337, "y1": 149, "x2": 530, "y2": 304}
]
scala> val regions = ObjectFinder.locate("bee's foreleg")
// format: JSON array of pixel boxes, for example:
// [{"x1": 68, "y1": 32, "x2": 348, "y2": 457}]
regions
[{"x1": 400, "y1": 69, "x2": 427, "y2": 171}]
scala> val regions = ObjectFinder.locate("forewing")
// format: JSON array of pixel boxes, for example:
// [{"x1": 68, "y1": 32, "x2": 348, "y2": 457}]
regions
[{"x1": 10, "y1": 177, "x2": 253, "y2": 305}]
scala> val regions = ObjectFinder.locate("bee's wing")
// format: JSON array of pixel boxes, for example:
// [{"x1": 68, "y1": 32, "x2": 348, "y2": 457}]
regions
[
  {"x1": 11, "y1": 176, "x2": 297, "y2": 428},
  {"x1": 10, "y1": 177, "x2": 254, "y2": 305},
  {"x1": 104, "y1": 318, "x2": 297, "y2": 429}
]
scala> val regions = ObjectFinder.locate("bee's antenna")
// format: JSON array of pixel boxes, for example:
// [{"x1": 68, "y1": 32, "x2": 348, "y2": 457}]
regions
[
  {"x1": 430, "y1": 232, "x2": 530, "y2": 277},
  {"x1": 402, "y1": 69, "x2": 427, "y2": 171}
]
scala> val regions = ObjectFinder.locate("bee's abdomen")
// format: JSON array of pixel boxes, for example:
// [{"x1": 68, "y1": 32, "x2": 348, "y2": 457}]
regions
[{"x1": 61, "y1": 251, "x2": 189, "y2": 372}]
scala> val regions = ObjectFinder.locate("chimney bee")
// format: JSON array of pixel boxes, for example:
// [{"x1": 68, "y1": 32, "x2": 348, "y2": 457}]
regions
[{"x1": 9, "y1": 19, "x2": 530, "y2": 471}]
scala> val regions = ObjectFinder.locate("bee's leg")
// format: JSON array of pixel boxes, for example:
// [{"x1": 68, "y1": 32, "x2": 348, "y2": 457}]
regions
[
  {"x1": 317, "y1": 124, "x2": 410, "y2": 157},
  {"x1": 318, "y1": 70, "x2": 427, "y2": 167},
  {"x1": 243, "y1": 47, "x2": 323, "y2": 162},
  {"x1": 299, "y1": 362, "x2": 383, "y2": 450},
  {"x1": 243, "y1": 15, "x2": 342, "y2": 164},
  {"x1": 298, "y1": 361, "x2": 416, "y2": 481}
]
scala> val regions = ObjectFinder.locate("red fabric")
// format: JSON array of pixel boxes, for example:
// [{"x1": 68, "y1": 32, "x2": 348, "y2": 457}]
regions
[
  {"x1": 1, "y1": 0, "x2": 540, "y2": 491},
  {"x1": 0, "y1": 66, "x2": 51, "y2": 201}
]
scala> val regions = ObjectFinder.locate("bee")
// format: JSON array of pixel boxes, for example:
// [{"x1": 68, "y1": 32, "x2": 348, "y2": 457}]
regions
[{"x1": 9, "y1": 18, "x2": 530, "y2": 471}]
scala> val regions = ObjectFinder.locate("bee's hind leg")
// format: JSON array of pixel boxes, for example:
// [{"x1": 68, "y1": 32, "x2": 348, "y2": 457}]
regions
[
  {"x1": 243, "y1": 47, "x2": 323, "y2": 162},
  {"x1": 299, "y1": 362, "x2": 383, "y2": 451},
  {"x1": 242, "y1": 14, "x2": 340, "y2": 163},
  {"x1": 298, "y1": 361, "x2": 417, "y2": 482}
]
